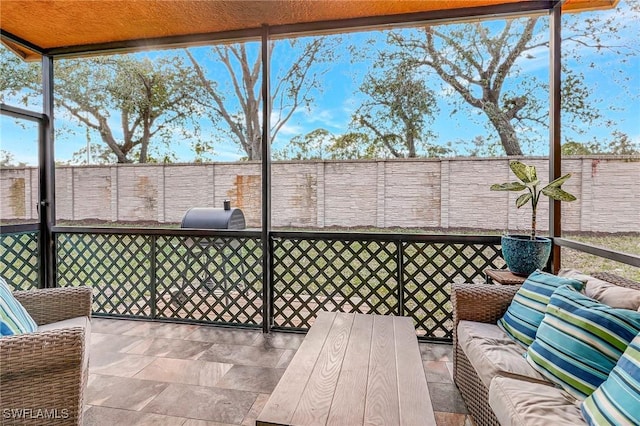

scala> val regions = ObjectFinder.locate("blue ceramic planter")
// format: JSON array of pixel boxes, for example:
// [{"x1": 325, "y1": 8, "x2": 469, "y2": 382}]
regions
[{"x1": 501, "y1": 235, "x2": 552, "y2": 276}]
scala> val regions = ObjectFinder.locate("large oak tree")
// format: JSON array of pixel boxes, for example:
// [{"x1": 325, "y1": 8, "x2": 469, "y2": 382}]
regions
[
  {"x1": 373, "y1": 3, "x2": 638, "y2": 156},
  {"x1": 55, "y1": 56, "x2": 205, "y2": 163},
  {"x1": 351, "y1": 66, "x2": 440, "y2": 158},
  {"x1": 1, "y1": 49, "x2": 205, "y2": 163},
  {"x1": 187, "y1": 37, "x2": 336, "y2": 160}
]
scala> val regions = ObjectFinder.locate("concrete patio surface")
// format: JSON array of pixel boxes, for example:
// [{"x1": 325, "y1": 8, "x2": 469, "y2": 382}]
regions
[{"x1": 85, "y1": 317, "x2": 472, "y2": 426}]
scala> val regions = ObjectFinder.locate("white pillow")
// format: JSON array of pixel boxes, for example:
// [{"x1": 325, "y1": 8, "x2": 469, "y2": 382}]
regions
[{"x1": 558, "y1": 269, "x2": 640, "y2": 311}]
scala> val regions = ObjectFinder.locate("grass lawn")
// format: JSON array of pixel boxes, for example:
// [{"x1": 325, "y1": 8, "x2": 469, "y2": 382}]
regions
[{"x1": 561, "y1": 233, "x2": 640, "y2": 282}]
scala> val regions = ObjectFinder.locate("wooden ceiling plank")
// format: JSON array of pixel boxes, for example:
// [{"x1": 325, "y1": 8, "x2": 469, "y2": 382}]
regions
[{"x1": 0, "y1": 0, "x2": 618, "y2": 60}]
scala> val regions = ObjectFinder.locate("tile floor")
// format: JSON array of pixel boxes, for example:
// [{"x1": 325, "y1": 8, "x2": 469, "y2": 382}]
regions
[{"x1": 85, "y1": 318, "x2": 472, "y2": 426}]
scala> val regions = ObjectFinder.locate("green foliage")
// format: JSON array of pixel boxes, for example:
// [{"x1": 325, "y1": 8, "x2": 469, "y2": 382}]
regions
[
  {"x1": 324, "y1": 132, "x2": 378, "y2": 160},
  {"x1": 491, "y1": 161, "x2": 576, "y2": 238},
  {"x1": 370, "y1": 2, "x2": 638, "y2": 157},
  {"x1": 350, "y1": 64, "x2": 440, "y2": 158},
  {"x1": 275, "y1": 128, "x2": 398, "y2": 160},
  {"x1": 0, "y1": 150, "x2": 26, "y2": 167},
  {"x1": 561, "y1": 141, "x2": 597, "y2": 155},
  {"x1": 69, "y1": 144, "x2": 116, "y2": 165},
  {"x1": 53, "y1": 55, "x2": 205, "y2": 163},
  {"x1": 605, "y1": 131, "x2": 640, "y2": 155},
  {"x1": 0, "y1": 49, "x2": 40, "y2": 103},
  {"x1": 1, "y1": 47, "x2": 206, "y2": 164},
  {"x1": 383, "y1": 18, "x2": 543, "y2": 156},
  {"x1": 562, "y1": 131, "x2": 640, "y2": 156},
  {"x1": 465, "y1": 135, "x2": 502, "y2": 157},
  {"x1": 273, "y1": 128, "x2": 333, "y2": 160},
  {"x1": 276, "y1": 59, "x2": 452, "y2": 161},
  {"x1": 3, "y1": 2, "x2": 638, "y2": 163}
]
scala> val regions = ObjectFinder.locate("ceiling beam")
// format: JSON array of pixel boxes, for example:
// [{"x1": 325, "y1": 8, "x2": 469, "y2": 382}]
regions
[
  {"x1": 45, "y1": 27, "x2": 263, "y2": 58},
  {"x1": 0, "y1": 29, "x2": 44, "y2": 55},
  {"x1": 270, "y1": 1, "x2": 554, "y2": 36}
]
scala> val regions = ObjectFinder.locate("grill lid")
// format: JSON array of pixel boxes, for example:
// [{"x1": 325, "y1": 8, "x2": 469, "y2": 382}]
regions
[{"x1": 181, "y1": 202, "x2": 245, "y2": 229}]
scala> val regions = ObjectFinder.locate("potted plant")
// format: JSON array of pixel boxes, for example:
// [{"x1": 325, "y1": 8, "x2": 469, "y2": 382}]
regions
[{"x1": 490, "y1": 160, "x2": 576, "y2": 276}]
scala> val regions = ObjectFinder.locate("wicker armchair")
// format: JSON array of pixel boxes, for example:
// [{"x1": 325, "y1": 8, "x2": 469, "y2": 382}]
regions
[
  {"x1": 451, "y1": 274, "x2": 640, "y2": 426},
  {"x1": 0, "y1": 286, "x2": 92, "y2": 425}
]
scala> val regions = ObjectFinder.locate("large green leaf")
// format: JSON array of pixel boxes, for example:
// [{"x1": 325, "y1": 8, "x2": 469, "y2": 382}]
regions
[
  {"x1": 541, "y1": 186, "x2": 577, "y2": 201},
  {"x1": 545, "y1": 173, "x2": 572, "y2": 188},
  {"x1": 515, "y1": 193, "x2": 533, "y2": 208},
  {"x1": 510, "y1": 161, "x2": 537, "y2": 184},
  {"x1": 490, "y1": 182, "x2": 527, "y2": 191}
]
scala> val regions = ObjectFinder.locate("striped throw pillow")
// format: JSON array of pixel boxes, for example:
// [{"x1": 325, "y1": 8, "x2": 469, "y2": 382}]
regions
[
  {"x1": 0, "y1": 277, "x2": 38, "y2": 336},
  {"x1": 526, "y1": 285, "x2": 640, "y2": 400},
  {"x1": 581, "y1": 332, "x2": 640, "y2": 426},
  {"x1": 498, "y1": 270, "x2": 584, "y2": 348}
]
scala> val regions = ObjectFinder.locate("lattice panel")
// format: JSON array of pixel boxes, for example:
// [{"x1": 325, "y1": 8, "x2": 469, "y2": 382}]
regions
[
  {"x1": 155, "y1": 236, "x2": 263, "y2": 326},
  {"x1": 56, "y1": 233, "x2": 153, "y2": 316},
  {"x1": 272, "y1": 237, "x2": 398, "y2": 329},
  {"x1": 402, "y1": 242, "x2": 505, "y2": 339},
  {"x1": 0, "y1": 231, "x2": 39, "y2": 290}
]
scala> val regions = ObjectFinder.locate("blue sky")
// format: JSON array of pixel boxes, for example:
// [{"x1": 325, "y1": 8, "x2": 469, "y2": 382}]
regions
[{"x1": 1, "y1": 1, "x2": 638, "y2": 165}]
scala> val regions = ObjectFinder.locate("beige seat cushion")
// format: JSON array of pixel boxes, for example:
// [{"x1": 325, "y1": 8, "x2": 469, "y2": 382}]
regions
[
  {"x1": 559, "y1": 269, "x2": 640, "y2": 310},
  {"x1": 37, "y1": 316, "x2": 90, "y2": 332},
  {"x1": 489, "y1": 376, "x2": 585, "y2": 426},
  {"x1": 38, "y1": 316, "x2": 91, "y2": 370},
  {"x1": 457, "y1": 321, "x2": 546, "y2": 388}
]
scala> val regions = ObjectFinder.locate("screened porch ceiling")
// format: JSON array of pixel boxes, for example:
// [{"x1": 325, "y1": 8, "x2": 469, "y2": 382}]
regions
[{"x1": 0, "y1": 0, "x2": 618, "y2": 61}]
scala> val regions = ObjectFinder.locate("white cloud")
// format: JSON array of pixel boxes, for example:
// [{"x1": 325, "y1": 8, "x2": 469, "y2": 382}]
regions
[
  {"x1": 213, "y1": 147, "x2": 244, "y2": 162},
  {"x1": 305, "y1": 108, "x2": 334, "y2": 125},
  {"x1": 514, "y1": 44, "x2": 550, "y2": 74},
  {"x1": 271, "y1": 111, "x2": 305, "y2": 138},
  {"x1": 300, "y1": 106, "x2": 349, "y2": 130},
  {"x1": 341, "y1": 97, "x2": 359, "y2": 115}
]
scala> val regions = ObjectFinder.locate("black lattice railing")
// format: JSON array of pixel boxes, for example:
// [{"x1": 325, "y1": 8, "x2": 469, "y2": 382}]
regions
[
  {"x1": 0, "y1": 230, "x2": 39, "y2": 290},
  {"x1": 55, "y1": 229, "x2": 263, "y2": 327},
  {"x1": 402, "y1": 241, "x2": 505, "y2": 339},
  {"x1": 52, "y1": 228, "x2": 505, "y2": 340},
  {"x1": 57, "y1": 232, "x2": 154, "y2": 316},
  {"x1": 271, "y1": 233, "x2": 505, "y2": 340},
  {"x1": 272, "y1": 237, "x2": 398, "y2": 329},
  {"x1": 155, "y1": 235, "x2": 263, "y2": 326}
]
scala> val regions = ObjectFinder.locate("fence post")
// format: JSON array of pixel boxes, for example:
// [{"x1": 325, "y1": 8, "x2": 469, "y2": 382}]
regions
[
  {"x1": 150, "y1": 235, "x2": 157, "y2": 319},
  {"x1": 396, "y1": 240, "x2": 404, "y2": 317}
]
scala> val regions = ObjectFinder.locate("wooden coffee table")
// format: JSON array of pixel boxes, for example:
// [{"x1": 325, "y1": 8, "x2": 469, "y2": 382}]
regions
[{"x1": 256, "y1": 311, "x2": 435, "y2": 426}]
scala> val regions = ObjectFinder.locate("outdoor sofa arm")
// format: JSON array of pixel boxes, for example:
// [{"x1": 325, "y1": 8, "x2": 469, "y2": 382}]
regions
[
  {"x1": 0, "y1": 326, "x2": 87, "y2": 424},
  {"x1": 0, "y1": 327, "x2": 86, "y2": 377},
  {"x1": 13, "y1": 286, "x2": 92, "y2": 326},
  {"x1": 451, "y1": 283, "x2": 519, "y2": 327}
]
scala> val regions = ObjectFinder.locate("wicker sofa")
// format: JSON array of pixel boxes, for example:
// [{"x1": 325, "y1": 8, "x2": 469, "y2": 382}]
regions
[
  {"x1": 451, "y1": 271, "x2": 640, "y2": 426},
  {"x1": 0, "y1": 286, "x2": 92, "y2": 425}
]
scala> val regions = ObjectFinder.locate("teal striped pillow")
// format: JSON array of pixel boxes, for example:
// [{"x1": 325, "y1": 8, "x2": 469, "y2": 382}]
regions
[
  {"x1": 498, "y1": 270, "x2": 584, "y2": 347},
  {"x1": 0, "y1": 277, "x2": 38, "y2": 336},
  {"x1": 526, "y1": 285, "x2": 640, "y2": 400},
  {"x1": 581, "y1": 332, "x2": 640, "y2": 425}
]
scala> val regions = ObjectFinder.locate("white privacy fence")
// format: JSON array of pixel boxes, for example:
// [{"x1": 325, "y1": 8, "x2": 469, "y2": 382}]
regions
[{"x1": 2, "y1": 156, "x2": 638, "y2": 233}]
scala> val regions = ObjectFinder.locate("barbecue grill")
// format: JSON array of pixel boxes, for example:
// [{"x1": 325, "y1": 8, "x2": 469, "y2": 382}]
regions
[
  {"x1": 173, "y1": 201, "x2": 247, "y2": 307},
  {"x1": 180, "y1": 200, "x2": 246, "y2": 230}
]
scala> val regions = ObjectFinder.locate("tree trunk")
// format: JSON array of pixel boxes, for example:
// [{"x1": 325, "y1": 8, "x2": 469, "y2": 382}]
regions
[
  {"x1": 140, "y1": 117, "x2": 151, "y2": 164},
  {"x1": 484, "y1": 103, "x2": 523, "y2": 156},
  {"x1": 248, "y1": 138, "x2": 262, "y2": 161}
]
